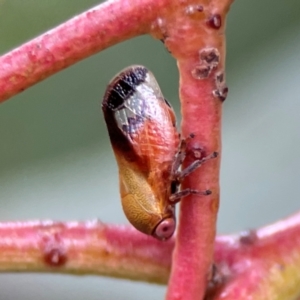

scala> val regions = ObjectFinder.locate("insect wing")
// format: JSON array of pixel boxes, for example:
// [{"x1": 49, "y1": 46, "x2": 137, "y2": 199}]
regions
[{"x1": 102, "y1": 66, "x2": 179, "y2": 170}]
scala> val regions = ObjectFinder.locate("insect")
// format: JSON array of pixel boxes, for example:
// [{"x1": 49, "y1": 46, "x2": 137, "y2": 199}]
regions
[{"x1": 102, "y1": 65, "x2": 216, "y2": 240}]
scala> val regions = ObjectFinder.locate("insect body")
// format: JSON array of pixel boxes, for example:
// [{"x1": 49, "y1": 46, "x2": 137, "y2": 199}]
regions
[{"x1": 102, "y1": 65, "x2": 215, "y2": 240}]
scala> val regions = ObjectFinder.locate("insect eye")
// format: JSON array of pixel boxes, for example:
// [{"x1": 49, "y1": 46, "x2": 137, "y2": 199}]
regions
[{"x1": 153, "y1": 218, "x2": 176, "y2": 240}]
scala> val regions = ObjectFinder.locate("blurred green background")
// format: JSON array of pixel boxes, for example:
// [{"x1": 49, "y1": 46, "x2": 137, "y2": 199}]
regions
[{"x1": 0, "y1": 0, "x2": 300, "y2": 299}]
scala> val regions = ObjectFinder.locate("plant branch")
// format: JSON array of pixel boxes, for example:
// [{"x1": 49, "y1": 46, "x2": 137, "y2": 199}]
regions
[
  {"x1": 0, "y1": 221, "x2": 173, "y2": 284},
  {"x1": 0, "y1": 0, "x2": 172, "y2": 103},
  {"x1": 0, "y1": 212, "x2": 300, "y2": 300},
  {"x1": 149, "y1": 1, "x2": 233, "y2": 299},
  {"x1": 212, "y1": 212, "x2": 300, "y2": 299}
]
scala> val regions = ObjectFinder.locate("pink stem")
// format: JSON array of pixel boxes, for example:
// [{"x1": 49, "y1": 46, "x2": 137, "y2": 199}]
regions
[
  {"x1": 158, "y1": 1, "x2": 233, "y2": 299},
  {"x1": 0, "y1": 221, "x2": 173, "y2": 284},
  {"x1": 213, "y1": 212, "x2": 300, "y2": 299},
  {"x1": 0, "y1": 0, "x2": 172, "y2": 102},
  {"x1": 0, "y1": 212, "x2": 300, "y2": 300}
]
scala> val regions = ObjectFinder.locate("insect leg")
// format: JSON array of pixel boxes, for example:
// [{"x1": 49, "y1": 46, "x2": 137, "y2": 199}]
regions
[
  {"x1": 177, "y1": 151, "x2": 218, "y2": 182},
  {"x1": 169, "y1": 188, "x2": 211, "y2": 204},
  {"x1": 171, "y1": 139, "x2": 187, "y2": 175},
  {"x1": 169, "y1": 135, "x2": 218, "y2": 204},
  {"x1": 171, "y1": 133, "x2": 197, "y2": 176}
]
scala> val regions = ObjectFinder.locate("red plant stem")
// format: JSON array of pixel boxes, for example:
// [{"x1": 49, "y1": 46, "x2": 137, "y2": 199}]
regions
[
  {"x1": 213, "y1": 212, "x2": 300, "y2": 299},
  {"x1": 0, "y1": 212, "x2": 300, "y2": 299},
  {"x1": 167, "y1": 62, "x2": 222, "y2": 299},
  {"x1": 0, "y1": 0, "x2": 172, "y2": 103},
  {"x1": 152, "y1": 1, "x2": 232, "y2": 299},
  {"x1": 0, "y1": 221, "x2": 173, "y2": 284}
]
